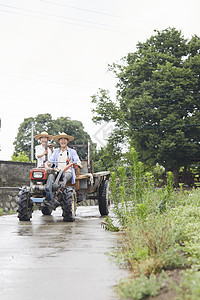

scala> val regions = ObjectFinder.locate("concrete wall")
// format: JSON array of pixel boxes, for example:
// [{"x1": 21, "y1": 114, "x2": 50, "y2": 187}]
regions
[
  {"x1": 0, "y1": 161, "x2": 35, "y2": 213},
  {"x1": 0, "y1": 187, "x2": 19, "y2": 213},
  {"x1": 0, "y1": 160, "x2": 35, "y2": 187}
]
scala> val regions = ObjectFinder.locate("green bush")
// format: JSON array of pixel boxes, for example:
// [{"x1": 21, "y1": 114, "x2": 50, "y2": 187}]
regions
[
  {"x1": 107, "y1": 147, "x2": 200, "y2": 299},
  {"x1": 116, "y1": 272, "x2": 167, "y2": 300},
  {"x1": 11, "y1": 151, "x2": 30, "y2": 162},
  {"x1": 175, "y1": 270, "x2": 200, "y2": 300},
  {"x1": 118, "y1": 215, "x2": 186, "y2": 276}
]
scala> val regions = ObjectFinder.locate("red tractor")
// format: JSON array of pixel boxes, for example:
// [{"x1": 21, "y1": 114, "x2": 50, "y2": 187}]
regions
[{"x1": 17, "y1": 144, "x2": 110, "y2": 222}]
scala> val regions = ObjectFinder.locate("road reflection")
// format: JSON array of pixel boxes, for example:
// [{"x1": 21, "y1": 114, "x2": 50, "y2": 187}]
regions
[
  {"x1": 16, "y1": 207, "x2": 104, "y2": 258},
  {"x1": 0, "y1": 206, "x2": 127, "y2": 300}
]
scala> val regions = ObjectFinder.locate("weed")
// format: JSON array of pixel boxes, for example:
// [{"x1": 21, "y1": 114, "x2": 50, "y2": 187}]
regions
[
  {"x1": 103, "y1": 216, "x2": 120, "y2": 232},
  {"x1": 119, "y1": 216, "x2": 186, "y2": 276},
  {"x1": 116, "y1": 271, "x2": 168, "y2": 300},
  {"x1": 110, "y1": 148, "x2": 148, "y2": 225},
  {"x1": 0, "y1": 209, "x2": 16, "y2": 216},
  {"x1": 175, "y1": 270, "x2": 200, "y2": 300}
]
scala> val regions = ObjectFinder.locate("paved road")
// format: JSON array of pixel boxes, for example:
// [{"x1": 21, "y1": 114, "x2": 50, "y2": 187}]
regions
[{"x1": 0, "y1": 206, "x2": 128, "y2": 300}]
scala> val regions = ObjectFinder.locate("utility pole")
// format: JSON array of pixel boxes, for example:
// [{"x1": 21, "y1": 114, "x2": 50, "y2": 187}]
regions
[
  {"x1": 0, "y1": 118, "x2": 1, "y2": 152},
  {"x1": 88, "y1": 140, "x2": 91, "y2": 172},
  {"x1": 31, "y1": 122, "x2": 34, "y2": 162}
]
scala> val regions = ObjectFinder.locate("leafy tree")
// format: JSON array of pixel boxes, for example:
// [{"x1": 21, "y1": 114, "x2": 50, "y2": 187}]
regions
[
  {"x1": 92, "y1": 28, "x2": 200, "y2": 185},
  {"x1": 93, "y1": 142, "x2": 122, "y2": 172},
  {"x1": 11, "y1": 151, "x2": 30, "y2": 162},
  {"x1": 13, "y1": 114, "x2": 94, "y2": 160}
]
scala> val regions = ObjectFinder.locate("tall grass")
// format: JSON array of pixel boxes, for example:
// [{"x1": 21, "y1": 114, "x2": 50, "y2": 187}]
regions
[
  {"x1": 110, "y1": 148, "x2": 175, "y2": 226},
  {"x1": 107, "y1": 148, "x2": 200, "y2": 300}
]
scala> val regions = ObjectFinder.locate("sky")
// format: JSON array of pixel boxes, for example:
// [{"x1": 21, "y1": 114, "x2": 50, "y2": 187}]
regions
[{"x1": 0, "y1": 0, "x2": 200, "y2": 160}]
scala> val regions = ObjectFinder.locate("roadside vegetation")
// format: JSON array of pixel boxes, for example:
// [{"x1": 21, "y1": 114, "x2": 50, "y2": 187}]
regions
[
  {"x1": 92, "y1": 28, "x2": 200, "y2": 298},
  {"x1": 0, "y1": 209, "x2": 15, "y2": 216},
  {"x1": 105, "y1": 148, "x2": 200, "y2": 300}
]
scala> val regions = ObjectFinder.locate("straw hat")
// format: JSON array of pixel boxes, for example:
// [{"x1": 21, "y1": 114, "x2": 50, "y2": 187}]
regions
[
  {"x1": 53, "y1": 132, "x2": 74, "y2": 143},
  {"x1": 34, "y1": 131, "x2": 53, "y2": 140}
]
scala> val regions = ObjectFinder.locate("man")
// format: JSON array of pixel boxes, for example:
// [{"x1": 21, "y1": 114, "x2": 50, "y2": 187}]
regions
[
  {"x1": 34, "y1": 131, "x2": 53, "y2": 167},
  {"x1": 48, "y1": 132, "x2": 82, "y2": 184}
]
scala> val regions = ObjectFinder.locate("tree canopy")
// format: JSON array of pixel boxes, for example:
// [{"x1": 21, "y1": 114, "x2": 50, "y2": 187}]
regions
[
  {"x1": 13, "y1": 114, "x2": 92, "y2": 160},
  {"x1": 92, "y1": 28, "x2": 200, "y2": 184},
  {"x1": 11, "y1": 151, "x2": 30, "y2": 162}
]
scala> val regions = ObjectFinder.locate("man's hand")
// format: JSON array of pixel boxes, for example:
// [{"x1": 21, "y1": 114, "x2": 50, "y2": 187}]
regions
[
  {"x1": 63, "y1": 163, "x2": 73, "y2": 173},
  {"x1": 43, "y1": 150, "x2": 48, "y2": 156},
  {"x1": 66, "y1": 157, "x2": 71, "y2": 165},
  {"x1": 73, "y1": 162, "x2": 83, "y2": 169},
  {"x1": 44, "y1": 161, "x2": 51, "y2": 169}
]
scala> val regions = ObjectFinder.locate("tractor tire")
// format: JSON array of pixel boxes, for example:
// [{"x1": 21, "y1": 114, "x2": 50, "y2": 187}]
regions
[
  {"x1": 41, "y1": 206, "x2": 53, "y2": 215},
  {"x1": 98, "y1": 180, "x2": 110, "y2": 216},
  {"x1": 61, "y1": 187, "x2": 76, "y2": 222},
  {"x1": 17, "y1": 186, "x2": 33, "y2": 221}
]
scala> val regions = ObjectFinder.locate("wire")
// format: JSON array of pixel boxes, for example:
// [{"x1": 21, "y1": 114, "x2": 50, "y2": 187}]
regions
[
  {"x1": 0, "y1": 73, "x2": 99, "y2": 89},
  {"x1": 0, "y1": 3, "x2": 114, "y2": 27},
  {"x1": 0, "y1": 3, "x2": 138, "y2": 35},
  {"x1": 37, "y1": 0, "x2": 148, "y2": 22},
  {"x1": 37, "y1": 0, "x2": 200, "y2": 33}
]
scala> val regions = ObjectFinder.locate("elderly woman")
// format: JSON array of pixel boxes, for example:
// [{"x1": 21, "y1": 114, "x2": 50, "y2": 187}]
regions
[{"x1": 34, "y1": 131, "x2": 53, "y2": 167}]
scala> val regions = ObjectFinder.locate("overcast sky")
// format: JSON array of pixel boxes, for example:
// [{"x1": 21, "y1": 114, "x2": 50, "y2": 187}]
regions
[{"x1": 0, "y1": 0, "x2": 200, "y2": 160}]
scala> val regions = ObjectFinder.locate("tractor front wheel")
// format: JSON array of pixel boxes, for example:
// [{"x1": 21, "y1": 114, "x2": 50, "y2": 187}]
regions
[
  {"x1": 41, "y1": 206, "x2": 53, "y2": 215},
  {"x1": 61, "y1": 187, "x2": 76, "y2": 222}
]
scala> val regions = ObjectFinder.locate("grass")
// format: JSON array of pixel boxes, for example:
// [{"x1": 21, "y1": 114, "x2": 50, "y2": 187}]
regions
[
  {"x1": 0, "y1": 208, "x2": 15, "y2": 216},
  {"x1": 105, "y1": 148, "x2": 200, "y2": 299}
]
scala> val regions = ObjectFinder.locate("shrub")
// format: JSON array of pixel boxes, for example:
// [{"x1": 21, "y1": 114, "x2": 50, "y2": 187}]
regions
[{"x1": 116, "y1": 271, "x2": 167, "y2": 300}]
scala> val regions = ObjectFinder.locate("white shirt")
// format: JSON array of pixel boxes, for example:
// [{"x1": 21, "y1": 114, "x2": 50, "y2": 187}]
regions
[
  {"x1": 57, "y1": 150, "x2": 72, "y2": 173},
  {"x1": 35, "y1": 144, "x2": 53, "y2": 168}
]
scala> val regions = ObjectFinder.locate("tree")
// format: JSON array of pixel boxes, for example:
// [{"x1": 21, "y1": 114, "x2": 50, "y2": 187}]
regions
[
  {"x1": 11, "y1": 151, "x2": 30, "y2": 162},
  {"x1": 13, "y1": 114, "x2": 93, "y2": 160},
  {"x1": 92, "y1": 28, "x2": 200, "y2": 185},
  {"x1": 93, "y1": 140, "x2": 122, "y2": 172}
]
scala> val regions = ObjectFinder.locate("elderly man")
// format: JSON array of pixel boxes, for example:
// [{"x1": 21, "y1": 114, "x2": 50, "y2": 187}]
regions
[
  {"x1": 48, "y1": 132, "x2": 82, "y2": 184},
  {"x1": 34, "y1": 131, "x2": 53, "y2": 167}
]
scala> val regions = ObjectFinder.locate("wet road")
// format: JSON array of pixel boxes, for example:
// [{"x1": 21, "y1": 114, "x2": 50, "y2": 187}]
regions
[{"x1": 0, "y1": 206, "x2": 128, "y2": 300}]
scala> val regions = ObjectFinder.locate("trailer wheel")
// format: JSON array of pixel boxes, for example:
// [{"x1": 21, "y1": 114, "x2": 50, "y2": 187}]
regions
[
  {"x1": 98, "y1": 180, "x2": 110, "y2": 216},
  {"x1": 17, "y1": 186, "x2": 33, "y2": 221},
  {"x1": 61, "y1": 187, "x2": 76, "y2": 222},
  {"x1": 41, "y1": 206, "x2": 53, "y2": 215}
]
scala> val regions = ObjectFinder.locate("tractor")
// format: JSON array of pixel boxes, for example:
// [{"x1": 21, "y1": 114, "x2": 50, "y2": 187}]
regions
[{"x1": 17, "y1": 142, "x2": 110, "y2": 222}]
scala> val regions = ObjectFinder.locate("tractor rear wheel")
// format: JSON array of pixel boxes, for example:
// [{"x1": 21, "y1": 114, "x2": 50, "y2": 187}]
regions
[
  {"x1": 61, "y1": 187, "x2": 76, "y2": 222},
  {"x1": 17, "y1": 186, "x2": 33, "y2": 221}
]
